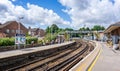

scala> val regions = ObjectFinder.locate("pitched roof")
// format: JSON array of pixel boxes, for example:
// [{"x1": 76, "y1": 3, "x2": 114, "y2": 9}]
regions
[
  {"x1": 30, "y1": 28, "x2": 39, "y2": 32},
  {"x1": 29, "y1": 28, "x2": 44, "y2": 32},
  {"x1": 0, "y1": 21, "x2": 27, "y2": 30},
  {"x1": 0, "y1": 21, "x2": 17, "y2": 28},
  {"x1": 104, "y1": 22, "x2": 120, "y2": 33}
]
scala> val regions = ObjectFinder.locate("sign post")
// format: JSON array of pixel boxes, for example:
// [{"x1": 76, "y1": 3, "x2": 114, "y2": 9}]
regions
[{"x1": 15, "y1": 34, "x2": 26, "y2": 49}]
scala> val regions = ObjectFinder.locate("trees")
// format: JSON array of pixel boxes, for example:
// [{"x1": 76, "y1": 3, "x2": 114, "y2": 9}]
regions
[
  {"x1": 46, "y1": 24, "x2": 59, "y2": 34},
  {"x1": 46, "y1": 24, "x2": 105, "y2": 32},
  {"x1": 51, "y1": 24, "x2": 59, "y2": 33},
  {"x1": 79, "y1": 27, "x2": 85, "y2": 31},
  {"x1": 46, "y1": 24, "x2": 74, "y2": 34},
  {"x1": 46, "y1": 26, "x2": 50, "y2": 33},
  {"x1": 65, "y1": 28, "x2": 73, "y2": 31},
  {"x1": 79, "y1": 25, "x2": 105, "y2": 31},
  {"x1": 79, "y1": 27, "x2": 90, "y2": 31},
  {"x1": 91, "y1": 25, "x2": 105, "y2": 31},
  {"x1": 86, "y1": 27, "x2": 90, "y2": 31}
]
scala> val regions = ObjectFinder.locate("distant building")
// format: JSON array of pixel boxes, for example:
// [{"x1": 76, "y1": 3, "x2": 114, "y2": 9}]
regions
[
  {"x1": 28, "y1": 27, "x2": 45, "y2": 37},
  {"x1": 98, "y1": 31, "x2": 104, "y2": 41},
  {"x1": 0, "y1": 21, "x2": 28, "y2": 37},
  {"x1": 0, "y1": 32, "x2": 6, "y2": 38}
]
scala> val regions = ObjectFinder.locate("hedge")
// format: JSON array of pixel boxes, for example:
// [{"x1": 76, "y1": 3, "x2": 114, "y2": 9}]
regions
[
  {"x1": 0, "y1": 38, "x2": 15, "y2": 46},
  {"x1": 0, "y1": 37, "x2": 38, "y2": 46}
]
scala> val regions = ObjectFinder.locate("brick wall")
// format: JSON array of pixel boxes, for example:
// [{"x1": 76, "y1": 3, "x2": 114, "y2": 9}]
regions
[
  {"x1": 39, "y1": 29, "x2": 45, "y2": 37},
  {"x1": 0, "y1": 21, "x2": 28, "y2": 37}
]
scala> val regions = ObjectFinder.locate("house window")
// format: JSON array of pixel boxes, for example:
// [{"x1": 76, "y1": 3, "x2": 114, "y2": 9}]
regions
[
  {"x1": 12, "y1": 30, "x2": 14, "y2": 33},
  {"x1": 6, "y1": 29, "x2": 10, "y2": 33},
  {"x1": 16, "y1": 30, "x2": 22, "y2": 33},
  {"x1": 16, "y1": 30, "x2": 19, "y2": 33}
]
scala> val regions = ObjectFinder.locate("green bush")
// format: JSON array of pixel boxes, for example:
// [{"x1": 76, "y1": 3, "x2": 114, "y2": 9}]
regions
[
  {"x1": 38, "y1": 40, "x2": 43, "y2": 44},
  {"x1": 0, "y1": 38, "x2": 15, "y2": 46},
  {"x1": 26, "y1": 37, "x2": 38, "y2": 44},
  {"x1": 0, "y1": 37, "x2": 38, "y2": 46},
  {"x1": 44, "y1": 33, "x2": 57, "y2": 43}
]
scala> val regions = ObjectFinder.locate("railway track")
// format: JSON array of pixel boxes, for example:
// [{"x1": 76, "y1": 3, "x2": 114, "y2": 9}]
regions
[
  {"x1": 6, "y1": 40, "x2": 94, "y2": 71},
  {"x1": 31, "y1": 42, "x2": 88, "y2": 71}
]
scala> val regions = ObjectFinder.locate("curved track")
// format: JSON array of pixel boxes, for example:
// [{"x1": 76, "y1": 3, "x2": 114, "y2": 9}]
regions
[{"x1": 7, "y1": 40, "x2": 94, "y2": 71}]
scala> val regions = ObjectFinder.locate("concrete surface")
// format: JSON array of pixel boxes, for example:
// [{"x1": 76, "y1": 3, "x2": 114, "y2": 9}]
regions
[
  {"x1": 92, "y1": 42, "x2": 120, "y2": 71},
  {"x1": 0, "y1": 41, "x2": 75, "y2": 59}
]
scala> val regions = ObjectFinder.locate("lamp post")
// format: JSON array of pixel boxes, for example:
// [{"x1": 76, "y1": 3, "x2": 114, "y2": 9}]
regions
[
  {"x1": 17, "y1": 16, "x2": 23, "y2": 49},
  {"x1": 18, "y1": 17, "x2": 24, "y2": 33}
]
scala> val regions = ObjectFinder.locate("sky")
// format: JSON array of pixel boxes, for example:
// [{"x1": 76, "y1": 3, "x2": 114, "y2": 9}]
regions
[{"x1": 0, "y1": 0, "x2": 120, "y2": 30}]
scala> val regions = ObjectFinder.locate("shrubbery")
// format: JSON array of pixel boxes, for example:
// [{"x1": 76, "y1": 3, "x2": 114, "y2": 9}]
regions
[
  {"x1": 0, "y1": 35, "x2": 59, "y2": 46},
  {"x1": 43, "y1": 33, "x2": 57, "y2": 43},
  {"x1": 0, "y1": 37, "x2": 38, "y2": 46},
  {"x1": 38, "y1": 40, "x2": 43, "y2": 44},
  {"x1": 26, "y1": 37, "x2": 38, "y2": 44},
  {"x1": 0, "y1": 38, "x2": 15, "y2": 46}
]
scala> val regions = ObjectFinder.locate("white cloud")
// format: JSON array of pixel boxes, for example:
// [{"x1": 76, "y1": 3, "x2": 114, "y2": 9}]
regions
[
  {"x1": 26, "y1": 3, "x2": 70, "y2": 26},
  {"x1": 0, "y1": 0, "x2": 70, "y2": 28},
  {"x1": 1, "y1": 0, "x2": 120, "y2": 29},
  {"x1": 59, "y1": 0, "x2": 120, "y2": 29},
  {"x1": 11, "y1": 0, "x2": 16, "y2": 2}
]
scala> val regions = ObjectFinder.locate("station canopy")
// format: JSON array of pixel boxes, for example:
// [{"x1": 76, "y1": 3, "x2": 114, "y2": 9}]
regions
[{"x1": 104, "y1": 22, "x2": 120, "y2": 33}]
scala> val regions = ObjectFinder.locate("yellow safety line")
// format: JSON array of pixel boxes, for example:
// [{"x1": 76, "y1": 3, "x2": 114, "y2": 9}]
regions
[
  {"x1": 76, "y1": 48, "x2": 102, "y2": 71},
  {"x1": 87, "y1": 48, "x2": 102, "y2": 71},
  {"x1": 76, "y1": 62, "x2": 86, "y2": 71}
]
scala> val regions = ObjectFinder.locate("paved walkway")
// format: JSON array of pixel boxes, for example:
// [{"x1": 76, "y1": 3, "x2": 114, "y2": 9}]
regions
[
  {"x1": 92, "y1": 42, "x2": 120, "y2": 71},
  {"x1": 0, "y1": 41, "x2": 74, "y2": 59}
]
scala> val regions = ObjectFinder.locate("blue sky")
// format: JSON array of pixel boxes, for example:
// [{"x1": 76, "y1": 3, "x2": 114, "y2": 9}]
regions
[
  {"x1": 12, "y1": 0, "x2": 71, "y2": 22},
  {"x1": 0, "y1": 0, "x2": 119, "y2": 30}
]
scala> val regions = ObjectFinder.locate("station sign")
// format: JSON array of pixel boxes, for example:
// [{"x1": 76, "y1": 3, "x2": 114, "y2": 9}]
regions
[{"x1": 15, "y1": 34, "x2": 26, "y2": 44}]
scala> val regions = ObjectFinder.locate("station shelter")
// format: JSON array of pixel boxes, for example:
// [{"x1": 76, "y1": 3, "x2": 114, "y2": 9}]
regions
[{"x1": 104, "y1": 22, "x2": 120, "y2": 49}]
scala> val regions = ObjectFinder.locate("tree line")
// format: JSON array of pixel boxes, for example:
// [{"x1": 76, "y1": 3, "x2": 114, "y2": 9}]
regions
[{"x1": 46, "y1": 24, "x2": 105, "y2": 34}]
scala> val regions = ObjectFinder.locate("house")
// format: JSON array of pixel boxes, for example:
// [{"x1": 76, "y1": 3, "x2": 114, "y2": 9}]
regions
[
  {"x1": 28, "y1": 27, "x2": 45, "y2": 37},
  {"x1": 0, "y1": 21, "x2": 28, "y2": 37}
]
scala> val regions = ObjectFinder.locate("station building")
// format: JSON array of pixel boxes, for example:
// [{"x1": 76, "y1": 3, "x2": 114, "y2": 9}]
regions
[
  {"x1": 104, "y1": 22, "x2": 120, "y2": 35},
  {"x1": 104, "y1": 22, "x2": 120, "y2": 49}
]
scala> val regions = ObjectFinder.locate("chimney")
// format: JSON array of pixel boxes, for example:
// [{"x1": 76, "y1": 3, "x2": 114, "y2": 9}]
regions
[{"x1": 28, "y1": 26, "x2": 31, "y2": 30}]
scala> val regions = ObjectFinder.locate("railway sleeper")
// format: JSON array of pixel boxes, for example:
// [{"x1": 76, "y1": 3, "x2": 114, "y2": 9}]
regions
[{"x1": 1, "y1": 42, "x2": 77, "y2": 71}]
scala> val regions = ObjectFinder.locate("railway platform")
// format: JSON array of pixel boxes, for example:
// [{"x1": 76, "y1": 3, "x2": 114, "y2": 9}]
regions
[
  {"x1": 70, "y1": 41, "x2": 120, "y2": 71},
  {"x1": 0, "y1": 41, "x2": 75, "y2": 59},
  {"x1": 91, "y1": 42, "x2": 120, "y2": 71}
]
